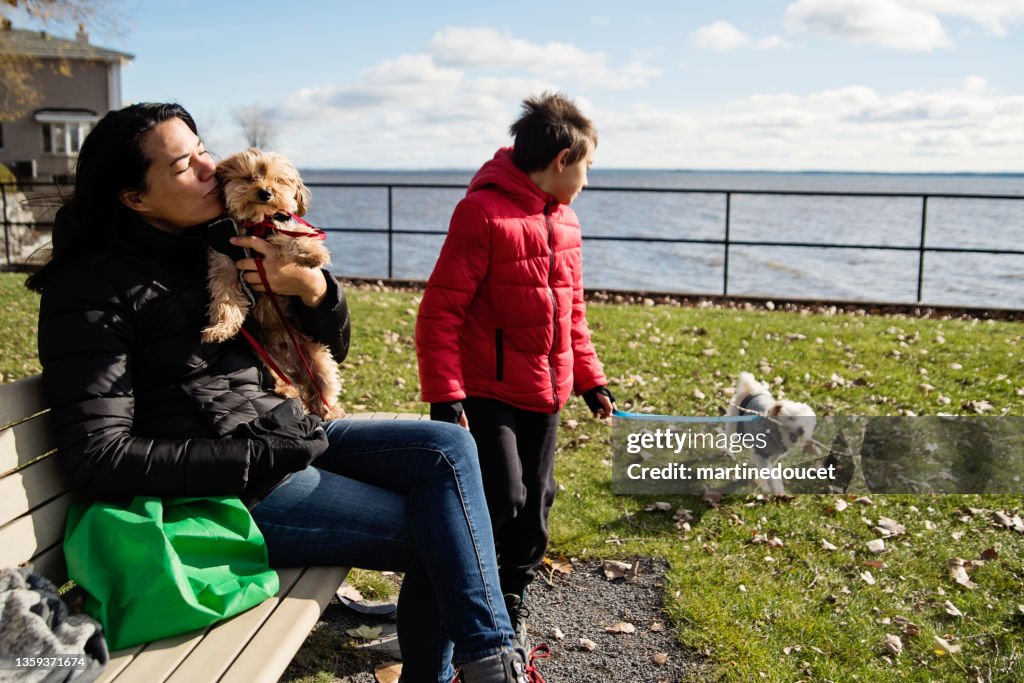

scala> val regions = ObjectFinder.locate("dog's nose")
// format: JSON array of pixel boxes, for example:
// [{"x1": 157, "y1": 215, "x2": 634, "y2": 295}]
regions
[{"x1": 257, "y1": 189, "x2": 272, "y2": 202}]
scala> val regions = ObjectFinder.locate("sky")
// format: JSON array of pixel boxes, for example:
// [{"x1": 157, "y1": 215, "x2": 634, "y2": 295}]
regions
[{"x1": 20, "y1": 0, "x2": 1024, "y2": 171}]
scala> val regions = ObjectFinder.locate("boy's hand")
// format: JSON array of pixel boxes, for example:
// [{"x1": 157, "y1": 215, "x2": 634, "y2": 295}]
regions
[
  {"x1": 582, "y1": 386, "x2": 616, "y2": 419},
  {"x1": 430, "y1": 401, "x2": 470, "y2": 429}
]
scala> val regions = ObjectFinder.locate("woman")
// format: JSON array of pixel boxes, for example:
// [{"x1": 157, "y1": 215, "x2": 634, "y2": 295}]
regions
[{"x1": 27, "y1": 103, "x2": 542, "y2": 683}]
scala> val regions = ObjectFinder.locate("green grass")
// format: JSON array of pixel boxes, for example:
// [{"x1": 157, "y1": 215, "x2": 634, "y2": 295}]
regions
[
  {"x1": 5, "y1": 273, "x2": 1024, "y2": 682},
  {"x1": 0, "y1": 273, "x2": 42, "y2": 382}
]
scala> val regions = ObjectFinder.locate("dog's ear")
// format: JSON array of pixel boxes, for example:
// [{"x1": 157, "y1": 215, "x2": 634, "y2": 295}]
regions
[
  {"x1": 294, "y1": 178, "x2": 311, "y2": 217},
  {"x1": 769, "y1": 403, "x2": 784, "y2": 417},
  {"x1": 216, "y1": 152, "x2": 243, "y2": 183}
]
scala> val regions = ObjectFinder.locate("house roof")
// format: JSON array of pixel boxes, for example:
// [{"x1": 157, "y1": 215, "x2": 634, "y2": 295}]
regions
[{"x1": 0, "y1": 26, "x2": 133, "y2": 62}]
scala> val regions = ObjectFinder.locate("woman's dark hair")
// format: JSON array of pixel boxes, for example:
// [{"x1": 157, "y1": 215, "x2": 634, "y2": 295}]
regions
[{"x1": 26, "y1": 103, "x2": 198, "y2": 292}]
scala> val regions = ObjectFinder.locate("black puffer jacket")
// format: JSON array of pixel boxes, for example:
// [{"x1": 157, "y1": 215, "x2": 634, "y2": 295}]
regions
[{"x1": 37, "y1": 215, "x2": 350, "y2": 505}]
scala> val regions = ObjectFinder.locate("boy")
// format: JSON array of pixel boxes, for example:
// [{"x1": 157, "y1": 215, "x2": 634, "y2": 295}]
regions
[{"x1": 416, "y1": 92, "x2": 615, "y2": 648}]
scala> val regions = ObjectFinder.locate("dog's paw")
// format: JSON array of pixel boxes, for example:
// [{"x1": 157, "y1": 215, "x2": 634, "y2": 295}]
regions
[
  {"x1": 324, "y1": 404, "x2": 348, "y2": 420},
  {"x1": 201, "y1": 323, "x2": 236, "y2": 344}
]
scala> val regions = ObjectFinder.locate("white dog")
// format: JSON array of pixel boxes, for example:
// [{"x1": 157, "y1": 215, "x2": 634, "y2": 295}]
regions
[{"x1": 727, "y1": 372, "x2": 816, "y2": 495}]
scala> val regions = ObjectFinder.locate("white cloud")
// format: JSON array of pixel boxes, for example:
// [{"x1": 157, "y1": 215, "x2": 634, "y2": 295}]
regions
[
  {"x1": 217, "y1": 24, "x2": 1021, "y2": 172},
  {"x1": 784, "y1": 0, "x2": 953, "y2": 51},
  {"x1": 900, "y1": 0, "x2": 1024, "y2": 35},
  {"x1": 593, "y1": 79, "x2": 1024, "y2": 171},
  {"x1": 429, "y1": 27, "x2": 659, "y2": 89},
  {"x1": 691, "y1": 21, "x2": 787, "y2": 51},
  {"x1": 691, "y1": 21, "x2": 751, "y2": 51}
]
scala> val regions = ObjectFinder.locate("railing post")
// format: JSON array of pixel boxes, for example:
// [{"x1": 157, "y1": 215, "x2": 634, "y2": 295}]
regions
[
  {"x1": 387, "y1": 185, "x2": 394, "y2": 279},
  {"x1": 2, "y1": 184, "x2": 10, "y2": 267},
  {"x1": 916, "y1": 195, "x2": 928, "y2": 303},
  {"x1": 722, "y1": 192, "x2": 731, "y2": 296}
]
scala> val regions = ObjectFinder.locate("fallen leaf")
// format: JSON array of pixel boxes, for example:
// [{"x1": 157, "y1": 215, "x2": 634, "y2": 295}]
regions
[
  {"x1": 855, "y1": 496, "x2": 874, "y2": 506},
  {"x1": 375, "y1": 661, "x2": 402, "y2": 683},
  {"x1": 933, "y1": 636, "x2": 962, "y2": 655},
  {"x1": 981, "y1": 547, "x2": 1000, "y2": 561},
  {"x1": 552, "y1": 627, "x2": 565, "y2": 641},
  {"x1": 893, "y1": 616, "x2": 919, "y2": 636},
  {"x1": 347, "y1": 624, "x2": 383, "y2": 640},
  {"x1": 702, "y1": 491, "x2": 723, "y2": 507},
  {"x1": 883, "y1": 634, "x2": 903, "y2": 656},
  {"x1": 606, "y1": 622, "x2": 636, "y2": 634},
  {"x1": 650, "y1": 622, "x2": 665, "y2": 632},
  {"x1": 337, "y1": 584, "x2": 365, "y2": 602},
  {"x1": 579, "y1": 637, "x2": 598, "y2": 651},
  {"x1": 867, "y1": 539, "x2": 886, "y2": 554},
  {"x1": 944, "y1": 600, "x2": 964, "y2": 618},
  {"x1": 861, "y1": 571, "x2": 876, "y2": 585},
  {"x1": 547, "y1": 555, "x2": 574, "y2": 575},
  {"x1": 993, "y1": 511, "x2": 1024, "y2": 533},
  {"x1": 821, "y1": 539, "x2": 838, "y2": 551},
  {"x1": 949, "y1": 558, "x2": 978, "y2": 590},
  {"x1": 963, "y1": 400, "x2": 994, "y2": 414},
  {"x1": 603, "y1": 560, "x2": 632, "y2": 580},
  {"x1": 834, "y1": 499, "x2": 849, "y2": 513},
  {"x1": 876, "y1": 517, "x2": 907, "y2": 536},
  {"x1": 652, "y1": 653, "x2": 669, "y2": 666}
]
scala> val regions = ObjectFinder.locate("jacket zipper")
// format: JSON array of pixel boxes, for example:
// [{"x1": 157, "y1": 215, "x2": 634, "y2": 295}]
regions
[
  {"x1": 495, "y1": 329, "x2": 504, "y2": 381},
  {"x1": 545, "y1": 202, "x2": 559, "y2": 412}
]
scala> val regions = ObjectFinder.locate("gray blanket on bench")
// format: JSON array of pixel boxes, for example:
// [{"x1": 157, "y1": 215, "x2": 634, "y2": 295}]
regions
[{"x1": 0, "y1": 566, "x2": 108, "y2": 683}]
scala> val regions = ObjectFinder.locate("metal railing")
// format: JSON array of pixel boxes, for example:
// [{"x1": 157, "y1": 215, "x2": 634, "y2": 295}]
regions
[{"x1": 4, "y1": 181, "x2": 1023, "y2": 305}]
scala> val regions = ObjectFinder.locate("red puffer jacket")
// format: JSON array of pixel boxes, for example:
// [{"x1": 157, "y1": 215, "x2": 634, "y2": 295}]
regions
[{"x1": 416, "y1": 147, "x2": 606, "y2": 413}]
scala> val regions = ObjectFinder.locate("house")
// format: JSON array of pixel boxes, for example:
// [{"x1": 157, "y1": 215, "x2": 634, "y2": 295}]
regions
[{"x1": 0, "y1": 22, "x2": 133, "y2": 183}]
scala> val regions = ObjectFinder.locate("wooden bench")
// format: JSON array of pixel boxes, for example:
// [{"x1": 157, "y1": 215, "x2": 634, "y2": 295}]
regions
[{"x1": 0, "y1": 374, "x2": 421, "y2": 683}]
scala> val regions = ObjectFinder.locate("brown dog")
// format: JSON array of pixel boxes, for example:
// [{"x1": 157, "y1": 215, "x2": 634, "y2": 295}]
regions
[{"x1": 202, "y1": 148, "x2": 344, "y2": 419}]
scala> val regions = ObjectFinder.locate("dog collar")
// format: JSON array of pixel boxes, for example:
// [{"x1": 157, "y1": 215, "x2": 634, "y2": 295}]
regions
[
  {"x1": 738, "y1": 392, "x2": 788, "y2": 457},
  {"x1": 241, "y1": 212, "x2": 327, "y2": 240}
]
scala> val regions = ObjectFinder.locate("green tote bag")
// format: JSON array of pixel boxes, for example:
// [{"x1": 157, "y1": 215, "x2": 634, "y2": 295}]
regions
[{"x1": 64, "y1": 496, "x2": 280, "y2": 650}]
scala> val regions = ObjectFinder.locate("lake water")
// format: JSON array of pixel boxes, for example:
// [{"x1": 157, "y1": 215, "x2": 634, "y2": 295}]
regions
[{"x1": 299, "y1": 169, "x2": 1024, "y2": 310}]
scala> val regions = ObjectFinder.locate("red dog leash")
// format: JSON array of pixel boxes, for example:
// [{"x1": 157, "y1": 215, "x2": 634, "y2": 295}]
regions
[{"x1": 238, "y1": 212, "x2": 335, "y2": 415}]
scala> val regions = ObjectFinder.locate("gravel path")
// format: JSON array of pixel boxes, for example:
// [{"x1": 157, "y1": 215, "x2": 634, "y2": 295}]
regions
[{"x1": 284, "y1": 557, "x2": 709, "y2": 682}]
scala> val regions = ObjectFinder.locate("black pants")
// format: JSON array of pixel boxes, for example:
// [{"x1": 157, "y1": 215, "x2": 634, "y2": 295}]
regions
[{"x1": 461, "y1": 396, "x2": 560, "y2": 596}]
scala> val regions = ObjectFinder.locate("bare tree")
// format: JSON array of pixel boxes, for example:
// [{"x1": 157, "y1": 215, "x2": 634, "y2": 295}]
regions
[
  {"x1": 234, "y1": 106, "x2": 276, "y2": 149},
  {"x1": 1, "y1": 1, "x2": 118, "y2": 120}
]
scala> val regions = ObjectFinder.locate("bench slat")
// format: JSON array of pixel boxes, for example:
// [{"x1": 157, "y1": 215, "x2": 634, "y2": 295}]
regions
[
  {"x1": 218, "y1": 566, "x2": 351, "y2": 683},
  {"x1": 0, "y1": 454, "x2": 68, "y2": 527},
  {"x1": 0, "y1": 493, "x2": 71, "y2": 568},
  {"x1": 0, "y1": 412, "x2": 56, "y2": 475},
  {"x1": 96, "y1": 644, "x2": 146, "y2": 683},
  {"x1": 162, "y1": 568, "x2": 306, "y2": 683},
  {"x1": 101, "y1": 629, "x2": 209, "y2": 683},
  {"x1": 0, "y1": 375, "x2": 47, "y2": 427}
]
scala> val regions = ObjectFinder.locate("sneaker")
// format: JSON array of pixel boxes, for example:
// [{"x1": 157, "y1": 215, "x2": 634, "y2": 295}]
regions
[
  {"x1": 456, "y1": 645, "x2": 550, "y2": 683},
  {"x1": 504, "y1": 592, "x2": 530, "y2": 650}
]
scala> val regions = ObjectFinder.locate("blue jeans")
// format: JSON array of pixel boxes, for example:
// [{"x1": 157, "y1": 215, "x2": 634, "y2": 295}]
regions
[{"x1": 250, "y1": 419, "x2": 514, "y2": 683}]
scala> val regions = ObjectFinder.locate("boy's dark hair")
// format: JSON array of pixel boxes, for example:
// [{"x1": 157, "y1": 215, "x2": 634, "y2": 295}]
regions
[{"x1": 509, "y1": 92, "x2": 597, "y2": 173}]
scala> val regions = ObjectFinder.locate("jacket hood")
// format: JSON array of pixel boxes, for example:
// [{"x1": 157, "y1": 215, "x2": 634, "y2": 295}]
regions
[{"x1": 468, "y1": 147, "x2": 554, "y2": 214}]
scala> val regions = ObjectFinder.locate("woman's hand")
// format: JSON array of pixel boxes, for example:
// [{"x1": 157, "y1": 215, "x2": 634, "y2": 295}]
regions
[{"x1": 230, "y1": 235, "x2": 328, "y2": 308}]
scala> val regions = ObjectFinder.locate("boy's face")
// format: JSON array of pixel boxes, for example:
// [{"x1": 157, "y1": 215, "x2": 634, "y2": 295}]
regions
[{"x1": 551, "y1": 138, "x2": 594, "y2": 205}]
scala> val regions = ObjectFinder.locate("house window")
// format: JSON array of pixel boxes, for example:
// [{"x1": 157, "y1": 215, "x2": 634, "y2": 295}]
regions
[{"x1": 42, "y1": 121, "x2": 92, "y2": 155}]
